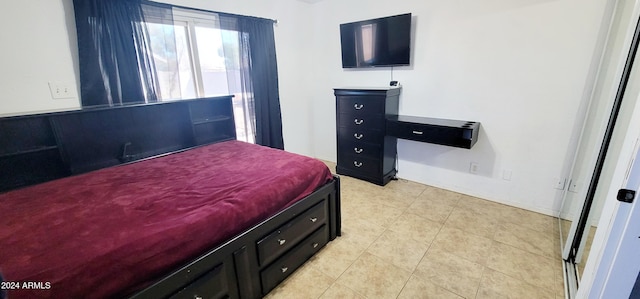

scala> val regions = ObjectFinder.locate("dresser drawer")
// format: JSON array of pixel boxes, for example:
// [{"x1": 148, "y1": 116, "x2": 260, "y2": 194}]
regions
[
  {"x1": 337, "y1": 108, "x2": 381, "y2": 121},
  {"x1": 386, "y1": 116, "x2": 480, "y2": 149},
  {"x1": 260, "y1": 225, "x2": 329, "y2": 294},
  {"x1": 337, "y1": 153, "x2": 381, "y2": 176},
  {"x1": 337, "y1": 127, "x2": 384, "y2": 145},
  {"x1": 256, "y1": 200, "x2": 327, "y2": 266},
  {"x1": 338, "y1": 140, "x2": 381, "y2": 159},
  {"x1": 337, "y1": 112, "x2": 385, "y2": 131},
  {"x1": 337, "y1": 96, "x2": 385, "y2": 115}
]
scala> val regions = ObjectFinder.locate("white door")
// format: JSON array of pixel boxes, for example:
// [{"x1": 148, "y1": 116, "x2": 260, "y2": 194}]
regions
[{"x1": 592, "y1": 140, "x2": 640, "y2": 298}]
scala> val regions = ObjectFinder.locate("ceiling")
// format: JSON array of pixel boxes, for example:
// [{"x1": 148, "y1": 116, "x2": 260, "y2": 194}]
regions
[{"x1": 296, "y1": 0, "x2": 324, "y2": 4}]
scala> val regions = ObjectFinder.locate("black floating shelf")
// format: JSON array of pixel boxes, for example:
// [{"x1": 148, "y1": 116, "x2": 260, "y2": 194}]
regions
[
  {"x1": 0, "y1": 146, "x2": 59, "y2": 158},
  {"x1": 195, "y1": 135, "x2": 235, "y2": 144},
  {"x1": 192, "y1": 116, "x2": 232, "y2": 125},
  {"x1": 386, "y1": 115, "x2": 480, "y2": 149}
]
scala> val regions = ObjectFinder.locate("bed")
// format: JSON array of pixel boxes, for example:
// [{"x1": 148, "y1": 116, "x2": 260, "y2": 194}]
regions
[{"x1": 0, "y1": 139, "x2": 341, "y2": 298}]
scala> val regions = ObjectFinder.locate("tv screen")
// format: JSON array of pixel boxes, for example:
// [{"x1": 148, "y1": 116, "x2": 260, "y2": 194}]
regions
[{"x1": 340, "y1": 13, "x2": 411, "y2": 68}]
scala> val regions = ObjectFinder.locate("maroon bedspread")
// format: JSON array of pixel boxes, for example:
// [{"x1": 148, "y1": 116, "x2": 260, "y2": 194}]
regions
[{"x1": 0, "y1": 141, "x2": 332, "y2": 298}]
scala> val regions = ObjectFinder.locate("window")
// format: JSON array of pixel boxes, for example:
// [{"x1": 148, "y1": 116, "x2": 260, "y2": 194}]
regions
[
  {"x1": 359, "y1": 24, "x2": 376, "y2": 63},
  {"x1": 144, "y1": 9, "x2": 255, "y2": 143}
]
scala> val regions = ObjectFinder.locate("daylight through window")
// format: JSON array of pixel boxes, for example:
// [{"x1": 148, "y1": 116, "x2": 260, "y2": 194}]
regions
[{"x1": 144, "y1": 9, "x2": 255, "y2": 143}]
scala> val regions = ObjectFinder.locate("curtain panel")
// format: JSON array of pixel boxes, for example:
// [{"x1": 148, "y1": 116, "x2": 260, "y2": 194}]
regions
[
  {"x1": 73, "y1": 0, "x2": 160, "y2": 106},
  {"x1": 73, "y1": 0, "x2": 284, "y2": 149},
  {"x1": 237, "y1": 18, "x2": 284, "y2": 150}
]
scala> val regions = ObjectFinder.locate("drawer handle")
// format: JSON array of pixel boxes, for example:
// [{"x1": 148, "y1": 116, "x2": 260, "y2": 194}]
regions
[
  {"x1": 354, "y1": 103, "x2": 363, "y2": 110},
  {"x1": 354, "y1": 133, "x2": 363, "y2": 140},
  {"x1": 412, "y1": 130, "x2": 424, "y2": 135},
  {"x1": 278, "y1": 239, "x2": 286, "y2": 246},
  {"x1": 310, "y1": 217, "x2": 318, "y2": 223},
  {"x1": 281, "y1": 266, "x2": 288, "y2": 273},
  {"x1": 313, "y1": 242, "x2": 319, "y2": 248},
  {"x1": 354, "y1": 161, "x2": 363, "y2": 167},
  {"x1": 354, "y1": 119, "x2": 364, "y2": 125},
  {"x1": 354, "y1": 148, "x2": 363, "y2": 154}
]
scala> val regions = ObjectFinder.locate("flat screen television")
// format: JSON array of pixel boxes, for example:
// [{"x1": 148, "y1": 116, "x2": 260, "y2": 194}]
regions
[{"x1": 340, "y1": 13, "x2": 411, "y2": 68}]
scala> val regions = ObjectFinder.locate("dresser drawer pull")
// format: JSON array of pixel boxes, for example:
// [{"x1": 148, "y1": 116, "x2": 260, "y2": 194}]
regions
[
  {"x1": 354, "y1": 119, "x2": 364, "y2": 125},
  {"x1": 281, "y1": 267, "x2": 289, "y2": 273},
  {"x1": 354, "y1": 161, "x2": 363, "y2": 167},
  {"x1": 354, "y1": 133, "x2": 363, "y2": 139},
  {"x1": 354, "y1": 148, "x2": 363, "y2": 154},
  {"x1": 354, "y1": 103, "x2": 363, "y2": 110},
  {"x1": 412, "y1": 130, "x2": 424, "y2": 135},
  {"x1": 313, "y1": 242, "x2": 319, "y2": 248},
  {"x1": 310, "y1": 217, "x2": 318, "y2": 223},
  {"x1": 278, "y1": 239, "x2": 286, "y2": 246}
]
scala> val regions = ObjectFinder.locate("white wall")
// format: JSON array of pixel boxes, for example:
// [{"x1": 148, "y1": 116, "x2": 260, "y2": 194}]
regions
[
  {"x1": 306, "y1": 0, "x2": 610, "y2": 216},
  {"x1": 0, "y1": 0, "x2": 80, "y2": 116},
  {"x1": 0, "y1": 0, "x2": 613, "y2": 216},
  {"x1": 0, "y1": 0, "x2": 316, "y2": 156}
]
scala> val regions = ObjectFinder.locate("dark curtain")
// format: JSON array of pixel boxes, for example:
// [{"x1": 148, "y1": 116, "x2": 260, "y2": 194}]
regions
[
  {"x1": 237, "y1": 18, "x2": 284, "y2": 150},
  {"x1": 74, "y1": 0, "x2": 284, "y2": 148},
  {"x1": 74, "y1": 0, "x2": 160, "y2": 106}
]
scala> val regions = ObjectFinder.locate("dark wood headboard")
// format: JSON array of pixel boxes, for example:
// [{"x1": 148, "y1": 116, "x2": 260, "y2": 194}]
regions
[{"x1": 0, "y1": 96, "x2": 235, "y2": 193}]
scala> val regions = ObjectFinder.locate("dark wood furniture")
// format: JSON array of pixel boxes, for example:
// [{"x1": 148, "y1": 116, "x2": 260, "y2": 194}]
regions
[
  {"x1": 133, "y1": 176, "x2": 340, "y2": 299},
  {"x1": 386, "y1": 115, "x2": 480, "y2": 149},
  {"x1": 334, "y1": 87, "x2": 400, "y2": 186},
  {"x1": 0, "y1": 96, "x2": 236, "y2": 192},
  {"x1": 334, "y1": 88, "x2": 482, "y2": 186},
  {"x1": 0, "y1": 97, "x2": 341, "y2": 299}
]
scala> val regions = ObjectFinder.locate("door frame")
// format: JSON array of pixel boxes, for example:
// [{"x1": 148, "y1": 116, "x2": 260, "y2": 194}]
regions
[
  {"x1": 577, "y1": 15, "x2": 640, "y2": 294},
  {"x1": 597, "y1": 140, "x2": 640, "y2": 298},
  {"x1": 580, "y1": 134, "x2": 640, "y2": 298}
]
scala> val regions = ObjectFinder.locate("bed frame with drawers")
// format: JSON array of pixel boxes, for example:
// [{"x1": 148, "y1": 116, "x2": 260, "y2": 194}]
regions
[
  {"x1": 0, "y1": 96, "x2": 341, "y2": 298},
  {"x1": 132, "y1": 176, "x2": 340, "y2": 299}
]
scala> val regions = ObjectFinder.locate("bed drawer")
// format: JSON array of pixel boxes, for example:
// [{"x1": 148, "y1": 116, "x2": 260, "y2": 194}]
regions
[
  {"x1": 168, "y1": 262, "x2": 232, "y2": 299},
  {"x1": 261, "y1": 225, "x2": 329, "y2": 294},
  {"x1": 256, "y1": 200, "x2": 327, "y2": 266}
]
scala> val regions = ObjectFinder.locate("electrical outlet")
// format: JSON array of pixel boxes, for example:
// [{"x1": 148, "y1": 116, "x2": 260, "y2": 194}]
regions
[
  {"x1": 554, "y1": 178, "x2": 566, "y2": 190},
  {"x1": 502, "y1": 169, "x2": 512, "y2": 181},
  {"x1": 469, "y1": 162, "x2": 479, "y2": 174},
  {"x1": 568, "y1": 180, "x2": 580, "y2": 193},
  {"x1": 48, "y1": 82, "x2": 74, "y2": 99}
]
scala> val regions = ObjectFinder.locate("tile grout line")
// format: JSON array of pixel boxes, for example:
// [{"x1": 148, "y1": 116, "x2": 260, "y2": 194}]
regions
[
  {"x1": 391, "y1": 185, "x2": 430, "y2": 299},
  {"x1": 327, "y1": 205, "x2": 393, "y2": 298},
  {"x1": 475, "y1": 262, "x2": 490, "y2": 299}
]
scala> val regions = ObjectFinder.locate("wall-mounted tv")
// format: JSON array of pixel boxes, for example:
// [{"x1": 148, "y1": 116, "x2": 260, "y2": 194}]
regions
[{"x1": 340, "y1": 13, "x2": 411, "y2": 68}]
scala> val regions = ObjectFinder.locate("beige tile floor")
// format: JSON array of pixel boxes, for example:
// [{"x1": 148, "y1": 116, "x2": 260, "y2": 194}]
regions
[{"x1": 265, "y1": 162, "x2": 565, "y2": 299}]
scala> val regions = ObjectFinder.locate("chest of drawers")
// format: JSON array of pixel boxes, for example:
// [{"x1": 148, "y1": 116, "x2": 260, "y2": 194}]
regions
[{"x1": 334, "y1": 88, "x2": 399, "y2": 185}]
